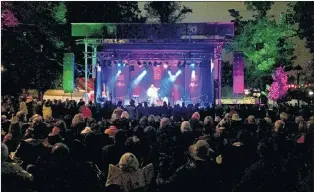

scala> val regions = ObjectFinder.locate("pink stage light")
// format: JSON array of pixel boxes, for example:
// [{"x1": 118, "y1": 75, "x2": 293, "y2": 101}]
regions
[{"x1": 163, "y1": 64, "x2": 168, "y2": 69}]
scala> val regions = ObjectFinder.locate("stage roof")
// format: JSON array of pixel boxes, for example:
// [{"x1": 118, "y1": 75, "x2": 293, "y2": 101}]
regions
[{"x1": 71, "y1": 23, "x2": 234, "y2": 43}]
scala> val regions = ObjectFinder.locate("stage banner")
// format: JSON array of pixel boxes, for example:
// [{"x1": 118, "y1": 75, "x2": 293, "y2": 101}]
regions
[
  {"x1": 63, "y1": 53, "x2": 74, "y2": 93},
  {"x1": 233, "y1": 52, "x2": 244, "y2": 94},
  {"x1": 214, "y1": 48, "x2": 219, "y2": 80}
]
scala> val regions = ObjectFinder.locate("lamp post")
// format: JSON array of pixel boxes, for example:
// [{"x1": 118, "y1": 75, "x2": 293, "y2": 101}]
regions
[{"x1": 294, "y1": 65, "x2": 303, "y2": 108}]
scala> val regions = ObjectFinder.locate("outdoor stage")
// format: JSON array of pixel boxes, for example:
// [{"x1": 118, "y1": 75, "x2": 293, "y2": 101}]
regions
[
  {"x1": 99, "y1": 59, "x2": 214, "y2": 106},
  {"x1": 71, "y1": 22, "x2": 236, "y2": 106}
]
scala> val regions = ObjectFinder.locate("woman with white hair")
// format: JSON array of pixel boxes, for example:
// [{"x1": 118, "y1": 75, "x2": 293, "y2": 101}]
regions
[
  {"x1": 121, "y1": 111, "x2": 129, "y2": 119},
  {"x1": 180, "y1": 121, "x2": 192, "y2": 133},
  {"x1": 176, "y1": 121, "x2": 195, "y2": 167},
  {"x1": 106, "y1": 153, "x2": 154, "y2": 192}
]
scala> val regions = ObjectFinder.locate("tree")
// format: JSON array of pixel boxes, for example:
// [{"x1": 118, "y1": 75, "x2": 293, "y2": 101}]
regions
[
  {"x1": 290, "y1": 2, "x2": 314, "y2": 54},
  {"x1": 288, "y1": 2, "x2": 314, "y2": 82},
  {"x1": 1, "y1": 1, "x2": 67, "y2": 94},
  {"x1": 66, "y1": 2, "x2": 146, "y2": 23},
  {"x1": 268, "y1": 67, "x2": 288, "y2": 101},
  {"x1": 244, "y1": 1, "x2": 274, "y2": 18},
  {"x1": 144, "y1": 2, "x2": 192, "y2": 23},
  {"x1": 1, "y1": 2, "x2": 147, "y2": 94},
  {"x1": 228, "y1": 3, "x2": 296, "y2": 88}
]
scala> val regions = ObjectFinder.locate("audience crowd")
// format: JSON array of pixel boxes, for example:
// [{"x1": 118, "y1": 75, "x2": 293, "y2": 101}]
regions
[{"x1": 1, "y1": 95, "x2": 313, "y2": 192}]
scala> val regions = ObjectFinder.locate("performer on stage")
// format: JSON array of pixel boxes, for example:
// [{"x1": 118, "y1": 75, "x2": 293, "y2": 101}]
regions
[{"x1": 147, "y1": 84, "x2": 159, "y2": 105}]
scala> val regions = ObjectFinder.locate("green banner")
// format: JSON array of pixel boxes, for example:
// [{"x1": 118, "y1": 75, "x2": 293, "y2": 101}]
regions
[{"x1": 63, "y1": 53, "x2": 74, "y2": 93}]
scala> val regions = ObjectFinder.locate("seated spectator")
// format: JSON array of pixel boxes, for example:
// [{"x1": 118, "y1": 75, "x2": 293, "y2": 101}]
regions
[
  {"x1": 1, "y1": 143, "x2": 33, "y2": 192},
  {"x1": 233, "y1": 138, "x2": 297, "y2": 192},
  {"x1": 3, "y1": 120, "x2": 22, "y2": 153},
  {"x1": 160, "y1": 140, "x2": 218, "y2": 192},
  {"x1": 106, "y1": 152, "x2": 154, "y2": 192},
  {"x1": 101, "y1": 130, "x2": 127, "y2": 175}
]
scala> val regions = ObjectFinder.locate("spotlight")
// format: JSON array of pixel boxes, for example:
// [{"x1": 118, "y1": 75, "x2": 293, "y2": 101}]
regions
[
  {"x1": 116, "y1": 70, "x2": 122, "y2": 77},
  {"x1": 190, "y1": 63, "x2": 195, "y2": 68},
  {"x1": 148, "y1": 61, "x2": 152, "y2": 66},
  {"x1": 132, "y1": 70, "x2": 147, "y2": 87},
  {"x1": 117, "y1": 63, "x2": 121, "y2": 67},
  {"x1": 153, "y1": 61, "x2": 158, "y2": 67},
  {"x1": 163, "y1": 63, "x2": 168, "y2": 69},
  {"x1": 137, "y1": 61, "x2": 142, "y2": 66},
  {"x1": 191, "y1": 70, "x2": 196, "y2": 79},
  {"x1": 309, "y1": 91, "x2": 314, "y2": 96},
  {"x1": 176, "y1": 70, "x2": 182, "y2": 76}
]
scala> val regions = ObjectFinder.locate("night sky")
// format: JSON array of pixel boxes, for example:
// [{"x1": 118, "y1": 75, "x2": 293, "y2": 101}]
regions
[{"x1": 139, "y1": 2, "x2": 312, "y2": 71}]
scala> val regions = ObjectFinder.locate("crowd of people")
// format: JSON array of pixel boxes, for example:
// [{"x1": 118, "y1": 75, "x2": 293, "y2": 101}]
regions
[{"x1": 1, "y1": 95, "x2": 313, "y2": 192}]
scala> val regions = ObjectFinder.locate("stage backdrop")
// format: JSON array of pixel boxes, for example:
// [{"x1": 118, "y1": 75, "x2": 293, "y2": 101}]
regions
[{"x1": 101, "y1": 60, "x2": 213, "y2": 105}]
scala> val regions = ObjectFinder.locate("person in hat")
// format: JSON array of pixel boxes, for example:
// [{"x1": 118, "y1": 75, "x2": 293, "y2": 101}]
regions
[
  {"x1": 229, "y1": 113, "x2": 243, "y2": 138},
  {"x1": 160, "y1": 140, "x2": 218, "y2": 192}
]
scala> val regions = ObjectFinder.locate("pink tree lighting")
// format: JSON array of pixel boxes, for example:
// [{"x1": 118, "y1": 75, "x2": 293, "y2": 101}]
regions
[
  {"x1": 268, "y1": 66, "x2": 288, "y2": 101},
  {"x1": 1, "y1": 9, "x2": 19, "y2": 29}
]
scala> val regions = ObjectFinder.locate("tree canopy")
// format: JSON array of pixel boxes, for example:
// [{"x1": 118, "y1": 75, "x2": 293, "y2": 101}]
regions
[
  {"x1": 1, "y1": 1, "x2": 146, "y2": 94},
  {"x1": 144, "y1": 2, "x2": 192, "y2": 23},
  {"x1": 228, "y1": 2, "x2": 296, "y2": 88}
]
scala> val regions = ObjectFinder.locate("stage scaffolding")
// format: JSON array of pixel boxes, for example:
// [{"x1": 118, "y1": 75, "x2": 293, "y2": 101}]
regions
[{"x1": 71, "y1": 23, "x2": 234, "y2": 106}]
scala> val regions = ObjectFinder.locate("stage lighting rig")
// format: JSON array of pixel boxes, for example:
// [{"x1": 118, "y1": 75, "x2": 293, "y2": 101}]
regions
[
  {"x1": 137, "y1": 61, "x2": 142, "y2": 66},
  {"x1": 153, "y1": 61, "x2": 158, "y2": 67}
]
